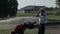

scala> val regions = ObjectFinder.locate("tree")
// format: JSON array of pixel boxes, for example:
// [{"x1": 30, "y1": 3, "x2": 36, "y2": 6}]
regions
[
  {"x1": 8, "y1": 0, "x2": 18, "y2": 17},
  {"x1": 56, "y1": 0, "x2": 60, "y2": 8},
  {"x1": 0, "y1": 0, "x2": 8, "y2": 18},
  {"x1": 56, "y1": 0, "x2": 60, "y2": 15}
]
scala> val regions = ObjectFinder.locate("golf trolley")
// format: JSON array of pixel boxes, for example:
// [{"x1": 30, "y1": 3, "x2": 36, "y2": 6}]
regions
[{"x1": 11, "y1": 22, "x2": 37, "y2": 34}]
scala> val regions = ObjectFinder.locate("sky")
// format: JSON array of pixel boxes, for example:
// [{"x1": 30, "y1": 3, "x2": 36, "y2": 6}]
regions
[{"x1": 17, "y1": 0, "x2": 56, "y2": 9}]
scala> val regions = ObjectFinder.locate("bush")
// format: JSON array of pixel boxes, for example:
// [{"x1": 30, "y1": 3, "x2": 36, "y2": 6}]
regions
[
  {"x1": 47, "y1": 13, "x2": 54, "y2": 15},
  {"x1": 56, "y1": 8, "x2": 60, "y2": 15},
  {"x1": 17, "y1": 13, "x2": 36, "y2": 17}
]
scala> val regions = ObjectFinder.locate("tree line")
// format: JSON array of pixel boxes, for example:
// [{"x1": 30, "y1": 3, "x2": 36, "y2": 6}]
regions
[{"x1": 0, "y1": 0, "x2": 18, "y2": 19}]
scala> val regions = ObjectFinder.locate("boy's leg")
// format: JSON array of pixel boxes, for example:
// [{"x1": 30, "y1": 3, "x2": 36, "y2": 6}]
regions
[{"x1": 38, "y1": 24, "x2": 45, "y2": 34}]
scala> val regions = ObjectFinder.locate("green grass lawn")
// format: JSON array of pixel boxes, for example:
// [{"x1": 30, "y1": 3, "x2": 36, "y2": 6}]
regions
[
  {"x1": 17, "y1": 13, "x2": 36, "y2": 17},
  {"x1": 47, "y1": 15, "x2": 60, "y2": 20},
  {"x1": 17, "y1": 13, "x2": 60, "y2": 20},
  {"x1": 0, "y1": 24, "x2": 51, "y2": 34},
  {"x1": 0, "y1": 13, "x2": 59, "y2": 34},
  {"x1": 17, "y1": 13, "x2": 60, "y2": 22},
  {"x1": 47, "y1": 15, "x2": 60, "y2": 22}
]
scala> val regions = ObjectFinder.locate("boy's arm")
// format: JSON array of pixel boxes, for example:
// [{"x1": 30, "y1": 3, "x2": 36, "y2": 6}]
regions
[{"x1": 36, "y1": 11, "x2": 40, "y2": 17}]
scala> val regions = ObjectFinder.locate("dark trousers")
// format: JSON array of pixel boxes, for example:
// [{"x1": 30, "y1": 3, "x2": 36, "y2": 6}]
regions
[{"x1": 38, "y1": 24, "x2": 45, "y2": 34}]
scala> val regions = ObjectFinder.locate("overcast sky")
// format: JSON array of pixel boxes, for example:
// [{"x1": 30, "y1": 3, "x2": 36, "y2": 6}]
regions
[{"x1": 17, "y1": 0, "x2": 56, "y2": 9}]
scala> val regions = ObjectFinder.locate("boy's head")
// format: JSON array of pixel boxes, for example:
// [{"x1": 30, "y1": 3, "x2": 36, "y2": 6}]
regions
[{"x1": 39, "y1": 8, "x2": 46, "y2": 16}]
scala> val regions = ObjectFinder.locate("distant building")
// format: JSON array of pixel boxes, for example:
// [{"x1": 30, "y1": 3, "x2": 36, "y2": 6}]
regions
[
  {"x1": 17, "y1": 9, "x2": 25, "y2": 14},
  {"x1": 18, "y1": 5, "x2": 56, "y2": 14},
  {"x1": 18, "y1": 5, "x2": 46, "y2": 13}
]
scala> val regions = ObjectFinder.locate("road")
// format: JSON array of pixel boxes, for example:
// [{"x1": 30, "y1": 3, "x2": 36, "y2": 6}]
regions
[
  {"x1": 0, "y1": 17, "x2": 39, "y2": 24},
  {"x1": 45, "y1": 24, "x2": 60, "y2": 34}
]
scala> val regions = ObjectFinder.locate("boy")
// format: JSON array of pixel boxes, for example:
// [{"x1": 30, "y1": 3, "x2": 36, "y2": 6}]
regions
[{"x1": 36, "y1": 8, "x2": 46, "y2": 34}]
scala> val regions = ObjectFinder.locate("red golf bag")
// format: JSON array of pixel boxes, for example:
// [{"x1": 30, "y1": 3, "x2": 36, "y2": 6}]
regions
[{"x1": 10, "y1": 22, "x2": 36, "y2": 34}]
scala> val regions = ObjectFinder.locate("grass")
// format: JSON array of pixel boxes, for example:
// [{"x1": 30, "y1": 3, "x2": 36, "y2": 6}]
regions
[
  {"x1": 0, "y1": 13, "x2": 59, "y2": 34},
  {"x1": 17, "y1": 13, "x2": 35, "y2": 17},
  {"x1": 0, "y1": 24, "x2": 14, "y2": 34},
  {"x1": 17, "y1": 13, "x2": 60, "y2": 20},
  {"x1": 47, "y1": 15, "x2": 60, "y2": 20},
  {"x1": 0, "y1": 24, "x2": 51, "y2": 34},
  {"x1": 17, "y1": 13, "x2": 60, "y2": 22},
  {"x1": 17, "y1": 13, "x2": 36, "y2": 17},
  {"x1": 47, "y1": 15, "x2": 60, "y2": 22},
  {"x1": 0, "y1": 29, "x2": 12, "y2": 34}
]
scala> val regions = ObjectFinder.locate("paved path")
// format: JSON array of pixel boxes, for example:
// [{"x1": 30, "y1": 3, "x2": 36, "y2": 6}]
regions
[
  {"x1": 0, "y1": 17, "x2": 39, "y2": 24},
  {"x1": 45, "y1": 24, "x2": 60, "y2": 34}
]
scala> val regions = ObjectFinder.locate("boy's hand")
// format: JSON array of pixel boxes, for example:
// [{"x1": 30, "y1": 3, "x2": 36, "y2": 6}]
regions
[{"x1": 36, "y1": 15, "x2": 39, "y2": 17}]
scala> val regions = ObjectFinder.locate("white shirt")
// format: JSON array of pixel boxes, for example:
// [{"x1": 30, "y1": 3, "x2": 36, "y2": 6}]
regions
[{"x1": 39, "y1": 16, "x2": 46, "y2": 24}]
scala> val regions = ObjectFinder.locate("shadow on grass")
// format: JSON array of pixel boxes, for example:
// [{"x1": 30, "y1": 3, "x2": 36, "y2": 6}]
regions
[{"x1": 0, "y1": 29, "x2": 51, "y2": 34}]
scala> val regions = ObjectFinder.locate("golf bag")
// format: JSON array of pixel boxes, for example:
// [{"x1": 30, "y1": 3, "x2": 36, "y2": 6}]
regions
[{"x1": 11, "y1": 22, "x2": 36, "y2": 34}]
